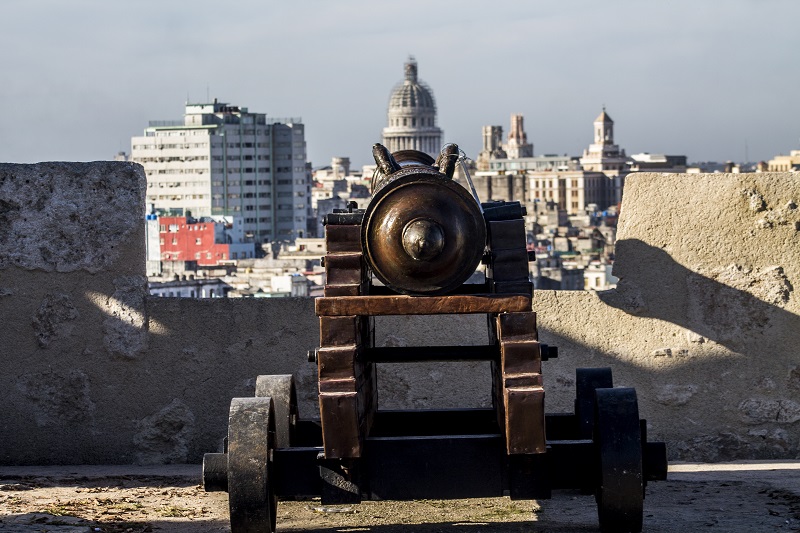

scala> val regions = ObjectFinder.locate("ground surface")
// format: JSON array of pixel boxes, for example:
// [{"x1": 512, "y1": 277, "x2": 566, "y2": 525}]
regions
[{"x1": 0, "y1": 462, "x2": 798, "y2": 532}]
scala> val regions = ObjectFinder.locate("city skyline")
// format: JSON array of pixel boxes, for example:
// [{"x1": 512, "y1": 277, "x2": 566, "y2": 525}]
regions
[{"x1": 1, "y1": 0, "x2": 799, "y2": 168}]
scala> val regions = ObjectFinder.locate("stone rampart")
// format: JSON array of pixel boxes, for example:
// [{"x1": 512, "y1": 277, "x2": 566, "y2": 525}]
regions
[{"x1": 0, "y1": 163, "x2": 797, "y2": 464}]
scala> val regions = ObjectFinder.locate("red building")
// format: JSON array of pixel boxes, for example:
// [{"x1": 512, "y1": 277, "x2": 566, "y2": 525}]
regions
[{"x1": 158, "y1": 216, "x2": 254, "y2": 266}]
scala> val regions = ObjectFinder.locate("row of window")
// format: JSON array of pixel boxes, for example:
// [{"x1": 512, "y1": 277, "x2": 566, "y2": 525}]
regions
[
  {"x1": 389, "y1": 116, "x2": 435, "y2": 127},
  {"x1": 212, "y1": 180, "x2": 271, "y2": 187},
  {"x1": 225, "y1": 167, "x2": 270, "y2": 173},
  {"x1": 219, "y1": 129, "x2": 270, "y2": 136},
  {"x1": 134, "y1": 142, "x2": 208, "y2": 150},
  {"x1": 212, "y1": 155, "x2": 271, "y2": 161},
  {"x1": 160, "y1": 224, "x2": 209, "y2": 232},
  {"x1": 163, "y1": 252, "x2": 226, "y2": 260},
  {"x1": 211, "y1": 202, "x2": 274, "y2": 211},
  {"x1": 160, "y1": 237, "x2": 206, "y2": 245},
  {"x1": 150, "y1": 169, "x2": 208, "y2": 174},
  {"x1": 148, "y1": 181, "x2": 208, "y2": 188},
  {"x1": 137, "y1": 156, "x2": 210, "y2": 163},
  {"x1": 530, "y1": 179, "x2": 601, "y2": 189},
  {"x1": 149, "y1": 195, "x2": 208, "y2": 201},
  {"x1": 220, "y1": 193, "x2": 271, "y2": 199}
]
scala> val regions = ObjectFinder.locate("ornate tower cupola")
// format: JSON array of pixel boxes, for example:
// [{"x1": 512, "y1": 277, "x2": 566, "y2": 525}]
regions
[
  {"x1": 580, "y1": 106, "x2": 628, "y2": 176},
  {"x1": 594, "y1": 107, "x2": 614, "y2": 145},
  {"x1": 405, "y1": 60, "x2": 418, "y2": 83}
]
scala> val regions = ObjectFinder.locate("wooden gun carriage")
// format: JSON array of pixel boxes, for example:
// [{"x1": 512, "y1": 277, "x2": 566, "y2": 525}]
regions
[{"x1": 203, "y1": 144, "x2": 668, "y2": 532}]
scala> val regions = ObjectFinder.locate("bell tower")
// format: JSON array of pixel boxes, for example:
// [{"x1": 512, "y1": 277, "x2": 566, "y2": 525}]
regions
[{"x1": 594, "y1": 106, "x2": 614, "y2": 145}]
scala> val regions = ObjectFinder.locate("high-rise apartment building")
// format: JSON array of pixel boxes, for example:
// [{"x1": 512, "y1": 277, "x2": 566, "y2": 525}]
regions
[{"x1": 132, "y1": 99, "x2": 311, "y2": 243}]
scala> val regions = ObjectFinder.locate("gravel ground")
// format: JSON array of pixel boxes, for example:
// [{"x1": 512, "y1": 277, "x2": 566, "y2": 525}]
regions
[{"x1": 0, "y1": 462, "x2": 798, "y2": 532}]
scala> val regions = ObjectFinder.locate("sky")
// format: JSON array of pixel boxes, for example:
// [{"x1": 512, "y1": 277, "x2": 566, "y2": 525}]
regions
[{"x1": 1, "y1": 0, "x2": 798, "y2": 168}]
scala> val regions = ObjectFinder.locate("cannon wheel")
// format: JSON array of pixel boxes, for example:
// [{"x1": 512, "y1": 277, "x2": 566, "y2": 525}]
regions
[
  {"x1": 228, "y1": 397, "x2": 277, "y2": 533},
  {"x1": 255, "y1": 374, "x2": 298, "y2": 449},
  {"x1": 594, "y1": 387, "x2": 644, "y2": 533}
]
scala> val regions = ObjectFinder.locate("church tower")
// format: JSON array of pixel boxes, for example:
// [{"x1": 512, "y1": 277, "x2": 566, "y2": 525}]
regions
[
  {"x1": 580, "y1": 107, "x2": 628, "y2": 175},
  {"x1": 594, "y1": 108, "x2": 614, "y2": 145}
]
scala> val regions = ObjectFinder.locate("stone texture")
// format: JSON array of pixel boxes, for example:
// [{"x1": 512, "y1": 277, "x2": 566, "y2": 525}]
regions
[
  {"x1": 655, "y1": 384, "x2": 697, "y2": 406},
  {"x1": 0, "y1": 162, "x2": 145, "y2": 273},
  {"x1": 541, "y1": 173, "x2": 800, "y2": 460},
  {"x1": 133, "y1": 399, "x2": 195, "y2": 465},
  {"x1": 789, "y1": 366, "x2": 800, "y2": 390},
  {"x1": 97, "y1": 276, "x2": 149, "y2": 358},
  {"x1": 16, "y1": 370, "x2": 95, "y2": 427},
  {"x1": 31, "y1": 293, "x2": 79, "y2": 348},
  {"x1": 739, "y1": 398, "x2": 800, "y2": 425}
]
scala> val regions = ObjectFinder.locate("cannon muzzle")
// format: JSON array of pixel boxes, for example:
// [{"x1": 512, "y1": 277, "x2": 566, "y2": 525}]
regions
[{"x1": 362, "y1": 144, "x2": 486, "y2": 295}]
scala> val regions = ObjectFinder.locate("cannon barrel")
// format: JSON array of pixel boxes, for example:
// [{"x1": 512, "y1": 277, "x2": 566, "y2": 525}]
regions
[{"x1": 362, "y1": 144, "x2": 486, "y2": 295}]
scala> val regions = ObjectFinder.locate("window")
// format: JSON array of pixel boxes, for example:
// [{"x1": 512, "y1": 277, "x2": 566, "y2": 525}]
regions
[{"x1": 195, "y1": 238, "x2": 202, "y2": 244}]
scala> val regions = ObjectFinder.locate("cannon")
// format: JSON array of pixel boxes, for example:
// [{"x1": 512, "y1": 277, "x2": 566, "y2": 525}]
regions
[{"x1": 203, "y1": 143, "x2": 668, "y2": 532}]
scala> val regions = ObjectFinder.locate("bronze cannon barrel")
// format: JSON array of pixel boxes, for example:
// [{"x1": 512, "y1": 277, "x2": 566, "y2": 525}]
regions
[{"x1": 361, "y1": 144, "x2": 486, "y2": 295}]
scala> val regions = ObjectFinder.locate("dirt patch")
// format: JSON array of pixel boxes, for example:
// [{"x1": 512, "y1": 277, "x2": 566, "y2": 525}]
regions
[{"x1": 1, "y1": 465, "x2": 799, "y2": 532}]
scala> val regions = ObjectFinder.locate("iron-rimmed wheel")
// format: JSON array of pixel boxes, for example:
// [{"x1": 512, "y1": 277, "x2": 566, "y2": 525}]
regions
[
  {"x1": 255, "y1": 374, "x2": 298, "y2": 449},
  {"x1": 594, "y1": 387, "x2": 644, "y2": 533},
  {"x1": 228, "y1": 396, "x2": 277, "y2": 533}
]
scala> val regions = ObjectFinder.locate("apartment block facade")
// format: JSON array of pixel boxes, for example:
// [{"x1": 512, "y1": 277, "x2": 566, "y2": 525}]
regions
[{"x1": 132, "y1": 100, "x2": 311, "y2": 243}]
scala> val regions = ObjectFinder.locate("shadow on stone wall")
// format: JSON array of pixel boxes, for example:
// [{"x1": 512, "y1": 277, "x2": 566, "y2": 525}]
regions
[
  {"x1": 534, "y1": 238, "x2": 800, "y2": 461},
  {"x1": 601, "y1": 239, "x2": 796, "y2": 354}
]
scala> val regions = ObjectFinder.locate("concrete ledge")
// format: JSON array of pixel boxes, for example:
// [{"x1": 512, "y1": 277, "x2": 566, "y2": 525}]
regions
[{"x1": 1, "y1": 165, "x2": 799, "y2": 464}]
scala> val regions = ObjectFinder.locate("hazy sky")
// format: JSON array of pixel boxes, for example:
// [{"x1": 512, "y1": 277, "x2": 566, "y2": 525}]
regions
[{"x1": 2, "y1": 0, "x2": 798, "y2": 168}]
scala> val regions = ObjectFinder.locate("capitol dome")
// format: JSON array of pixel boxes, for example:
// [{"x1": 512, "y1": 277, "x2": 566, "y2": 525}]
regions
[
  {"x1": 382, "y1": 57, "x2": 443, "y2": 157},
  {"x1": 389, "y1": 61, "x2": 436, "y2": 109}
]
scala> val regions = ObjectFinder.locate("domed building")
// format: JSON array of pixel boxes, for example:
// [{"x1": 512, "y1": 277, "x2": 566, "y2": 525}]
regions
[{"x1": 381, "y1": 57, "x2": 443, "y2": 157}]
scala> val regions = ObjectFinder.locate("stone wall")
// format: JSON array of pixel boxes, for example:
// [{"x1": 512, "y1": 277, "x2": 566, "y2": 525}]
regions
[{"x1": 0, "y1": 163, "x2": 797, "y2": 464}]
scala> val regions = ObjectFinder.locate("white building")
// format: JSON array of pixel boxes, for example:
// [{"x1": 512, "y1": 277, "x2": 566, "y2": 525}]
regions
[
  {"x1": 381, "y1": 57, "x2": 443, "y2": 157},
  {"x1": 132, "y1": 99, "x2": 312, "y2": 244}
]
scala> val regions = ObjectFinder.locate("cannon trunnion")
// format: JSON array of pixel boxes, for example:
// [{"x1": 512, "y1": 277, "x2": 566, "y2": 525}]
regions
[{"x1": 204, "y1": 144, "x2": 668, "y2": 532}]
